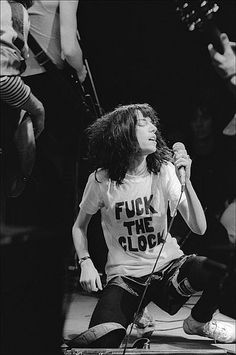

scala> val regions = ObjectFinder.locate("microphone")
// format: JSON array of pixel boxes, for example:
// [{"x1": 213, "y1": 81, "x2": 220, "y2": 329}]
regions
[{"x1": 172, "y1": 142, "x2": 186, "y2": 188}]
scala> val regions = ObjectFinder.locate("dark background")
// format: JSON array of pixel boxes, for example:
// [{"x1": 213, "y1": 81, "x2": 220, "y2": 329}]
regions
[
  {"x1": 78, "y1": 0, "x2": 236, "y2": 136},
  {"x1": 1, "y1": 3, "x2": 235, "y2": 352},
  {"x1": 75, "y1": 0, "x2": 236, "y2": 271},
  {"x1": 3, "y1": 0, "x2": 236, "y2": 260}
]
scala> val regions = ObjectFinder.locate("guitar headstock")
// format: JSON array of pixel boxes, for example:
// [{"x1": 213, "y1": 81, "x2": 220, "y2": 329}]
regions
[{"x1": 175, "y1": 0, "x2": 219, "y2": 32}]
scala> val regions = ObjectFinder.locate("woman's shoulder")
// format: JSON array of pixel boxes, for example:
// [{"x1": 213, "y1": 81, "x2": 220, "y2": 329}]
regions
[
  {"x1": 160, "y1": 161, "x2": 175, "y2": 175},
  {"x1": 88, "y1": 169, "x2": 109, "y2": 184}
]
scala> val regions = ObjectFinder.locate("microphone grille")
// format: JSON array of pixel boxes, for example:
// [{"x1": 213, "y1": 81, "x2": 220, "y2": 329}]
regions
[{"x1": 172, "y1": 142, "x2": 185, "y2": 151}]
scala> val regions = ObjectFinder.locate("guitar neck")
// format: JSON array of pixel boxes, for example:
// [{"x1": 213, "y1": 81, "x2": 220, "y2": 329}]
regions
[{"x1": 175, "y1": 0, "x2": 224, "y2": 53}]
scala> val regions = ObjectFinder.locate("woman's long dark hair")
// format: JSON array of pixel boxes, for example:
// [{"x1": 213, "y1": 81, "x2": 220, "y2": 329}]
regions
[
  {"x1": 14, "y1": 0, "x2": 33, "y2": 9},
  {"x1": 86, "y1": 103, "x2": 172, "y2": 184}
]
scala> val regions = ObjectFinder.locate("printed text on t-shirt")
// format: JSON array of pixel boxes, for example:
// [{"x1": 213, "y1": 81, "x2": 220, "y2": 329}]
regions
[{"x1": 115, "y1": 195, "x2": 164, "y2": 252}]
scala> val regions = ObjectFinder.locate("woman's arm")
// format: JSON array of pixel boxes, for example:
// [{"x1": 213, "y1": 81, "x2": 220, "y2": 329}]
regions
[
  {"x1": 174, "y1": 147, "x2": 207, "y2": 235},
  {"x1": 178, "y1": 180, "x2": 207, "y2": 235},
  {"x1": 59, "y1": 0, "x2": 87, "y2": 82},
  {"x1": 72, "y1": 209, "x2": 102, "y2": 292}
]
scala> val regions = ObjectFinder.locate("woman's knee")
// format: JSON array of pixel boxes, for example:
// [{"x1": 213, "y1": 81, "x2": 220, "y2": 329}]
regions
[
  {"x1": 90, "y1": 285, "x2": 138, "y2": 329},
  {"x1": 171, "y1": 255, "x2": 208, "y2": 296}
]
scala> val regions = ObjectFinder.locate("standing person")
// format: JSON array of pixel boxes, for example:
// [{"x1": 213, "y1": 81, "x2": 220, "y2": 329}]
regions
[
  {"x1": 208, "y1": 32, "x2": 236, "y2": 136},
  {"x1": 208, "y1": 33, "x2": 236, "y2": 97},
  {"x1": 72, "y1": 103, "x2": 235, "y2": 348},
  {"x1": 0, "y1": 3, "x2": 63, "y2": 355},
  {"x1": 23, "y1": 0, "x2": 87, "y2": 144},
  {"x1": 208, "y1": 33, "x2": 236, "y2": 318},
  {"x1": 208, "y1": 33, "x2": 236, "y2": 245},
  {"x1": 0, "y1": 0, "x2": 45, "y2": 200},
  {"x1": 170, "y1": 98, "x2": 232, "y2": 267},
  {"x1": 22, "y1": 0, "x2": 87, "y2": 229}
]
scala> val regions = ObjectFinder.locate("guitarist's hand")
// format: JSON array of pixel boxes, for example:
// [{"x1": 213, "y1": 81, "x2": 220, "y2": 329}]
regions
[
  {"x1": 20, "y1": 93, "x2": 45, "y2": 139},
  {"x1": 77, "y1": 64, "x2": 87, "y2": 83},
  {"x1": 208, "y1": 33, "x2": 236, "y2": 84}
]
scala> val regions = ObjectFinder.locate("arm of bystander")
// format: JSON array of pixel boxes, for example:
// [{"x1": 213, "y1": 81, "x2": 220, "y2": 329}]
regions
[{"x1": 59, "y1": 0, "x2": 87, "y2": 83}]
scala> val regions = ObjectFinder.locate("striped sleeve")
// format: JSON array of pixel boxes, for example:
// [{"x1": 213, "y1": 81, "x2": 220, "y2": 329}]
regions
[{"x1": 0, "y1": 76, "x2": 31, "y2": 108}]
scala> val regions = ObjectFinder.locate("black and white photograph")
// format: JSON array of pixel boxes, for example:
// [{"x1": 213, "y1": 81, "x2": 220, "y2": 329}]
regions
[{"x1": 1, "y1": 1, "x2": 236, "y2": 354}]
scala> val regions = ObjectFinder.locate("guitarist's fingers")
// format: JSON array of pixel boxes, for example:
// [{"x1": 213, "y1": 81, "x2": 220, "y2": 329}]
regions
[
  {"x1": 220, "y1": 33, "x2": 233, "y2": 55},
  {"x1": 208, "y1": 44, "x2": 224, "y2": 63},
  {"x1": 229, "y1": 41, "x2": 236, "y2": 48},
  {"x1": 208, "y1": 33, "x2": 235, "y2": 61}
]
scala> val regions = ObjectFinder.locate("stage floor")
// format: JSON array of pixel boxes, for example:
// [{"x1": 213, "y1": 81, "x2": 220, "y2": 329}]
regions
[{"x1": 63, "y1": 292, "x2": 236, "y2": 354}]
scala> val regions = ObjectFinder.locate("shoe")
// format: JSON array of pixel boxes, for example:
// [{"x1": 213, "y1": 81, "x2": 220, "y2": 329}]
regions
[
  {"x1": 134, "y1": 307, "x2": 156, "y2": 338},
  {"x1": 65, "y1": 322, "x2": 126, "y2": 348},
  {"x1": 183, "y1": 314, "x2": 236, "y2": 343}
]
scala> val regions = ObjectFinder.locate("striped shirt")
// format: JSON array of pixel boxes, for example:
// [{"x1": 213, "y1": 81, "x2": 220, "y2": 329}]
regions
[{"x1": 0, "y1": 76, "x2": 30, "y2": 108}]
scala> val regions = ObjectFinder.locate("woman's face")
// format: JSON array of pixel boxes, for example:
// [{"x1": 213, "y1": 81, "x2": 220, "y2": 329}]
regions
[{"x1": 135, "y1": 110, "x2": 157, "y2": 155}]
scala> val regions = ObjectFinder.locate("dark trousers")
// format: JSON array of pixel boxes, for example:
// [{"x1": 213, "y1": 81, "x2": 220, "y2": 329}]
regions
[
  {"x1": 0, "y1": 233, "x2": 65, "y2": 355},
  {"x1": 89, "y1": 255, "x2": 226, "y2": 348},
  {"x1": 22, "y1": 73, "x2": 91, "y2": 230}
]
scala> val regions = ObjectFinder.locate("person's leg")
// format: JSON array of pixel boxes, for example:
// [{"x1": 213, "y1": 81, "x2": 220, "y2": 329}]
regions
[
  {"x1": 149, "y1": 255, "x2": 224, "y2": 320},
  {"x1": 148, "y1": 255, "x2": 235, "y2": 343},
  {"x1": 0, "y1": 102, "x2": 26, "y2": 223},
  {"x1": 88, "y1": 284, "x2": 139, "y2": 348},
  {"x1": 0, "y1": 234, "x2": 64, "y2": 355},
  {"x1": 11, "y1": 112, "x2": 36, "y2": 197},
  {"x1": 147, "y1": 256, "x2": 193, "y2": 316},
  {"x1": 167, "y1": 255, "x2": 235, "y2": 343},
  {"x1": 176, "y1": 255, "x2": 223, "y2": 322}
]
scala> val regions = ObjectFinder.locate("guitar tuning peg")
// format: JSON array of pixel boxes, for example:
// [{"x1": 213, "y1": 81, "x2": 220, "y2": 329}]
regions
[
  {"x1": 207, "y1": 4, "x2": 219, "y2": 15},
  {"x1": 189, "y1": 23, "x2": 196, "y2": 31},
  {"x1": 200, "y1": 0, "x2": 207, "y2": 7}
]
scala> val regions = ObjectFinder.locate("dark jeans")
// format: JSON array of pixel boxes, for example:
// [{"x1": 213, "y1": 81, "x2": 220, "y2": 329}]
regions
[
  {"x1": 22, "y1": 73, "x2": 90, "y2": 230},
  {"x1": 0, "y1": 232, "x2": 65, "y2": 355},
  {"x1": 89, "y1": 255, "x2": 226, "y2": 348}
]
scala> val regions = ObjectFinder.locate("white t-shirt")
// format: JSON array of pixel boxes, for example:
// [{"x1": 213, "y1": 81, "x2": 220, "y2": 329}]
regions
[
  {"x1": 79, "y1": 162, "x2": 185, "y2": 281},
  {"x1": 23, "y1": 0, "x2": 64, "y2": 76}
]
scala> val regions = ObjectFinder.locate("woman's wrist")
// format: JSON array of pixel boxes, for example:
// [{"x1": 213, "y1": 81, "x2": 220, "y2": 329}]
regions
[{"x1": 78, "y1": 255, "x2": 91, "y2": 266}]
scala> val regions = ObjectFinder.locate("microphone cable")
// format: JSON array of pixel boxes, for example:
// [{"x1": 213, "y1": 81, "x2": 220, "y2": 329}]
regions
[{"x1": 122, "y1": 187, "x2": 184, "y2": 355}]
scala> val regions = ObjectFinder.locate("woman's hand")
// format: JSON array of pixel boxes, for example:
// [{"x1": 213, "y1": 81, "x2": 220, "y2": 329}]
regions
[
  {"x1": 173, "y1": 146, "x2": 192, "y2": 184},
  {"x1": 80, "y1": 258, "x2": 103, "y2": 293}
]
